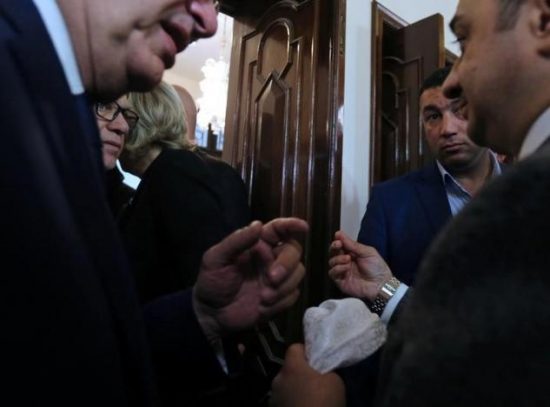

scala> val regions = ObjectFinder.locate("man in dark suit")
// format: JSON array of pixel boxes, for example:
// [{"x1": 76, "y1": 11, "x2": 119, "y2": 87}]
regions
[
  {"x1": 271, "y1": 0, "x2": 550, "y2": 405},
  {"x1": 0, "y1": 0, "x2": 307, "y2": 405},
  {"x1": 358, "y1": 66, "x2": 502, "y2": 286}
]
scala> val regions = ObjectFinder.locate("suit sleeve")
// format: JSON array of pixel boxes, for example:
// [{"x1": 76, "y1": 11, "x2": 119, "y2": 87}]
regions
[
  {"x1": 125, "y1": 155, "x2": 251, "y2": 404},
  {"x1": 142, "y1": 290, "x2": 228, "y2": 406},
  {"x1": 357, "y1": 186, "x2": 388, "y2": 260}
]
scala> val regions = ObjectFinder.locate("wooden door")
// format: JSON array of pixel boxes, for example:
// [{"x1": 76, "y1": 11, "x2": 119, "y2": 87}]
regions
[
  {"x1": 371, "y1": 3, "x2": 445, "y2": 184},
  {"x1": 224, "y1": 0, "x2": 345, "y2": 339}
]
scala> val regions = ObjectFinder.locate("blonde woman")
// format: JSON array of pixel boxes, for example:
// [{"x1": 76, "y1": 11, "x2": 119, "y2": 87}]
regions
[{"x1": 119, "y1": 81, "x2": 250, "y2": 303}]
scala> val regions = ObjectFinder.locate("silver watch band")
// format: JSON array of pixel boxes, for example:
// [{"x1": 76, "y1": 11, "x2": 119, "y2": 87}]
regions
[{"x1": 370, "y1": 277, "x2": 400, "y2": 315}]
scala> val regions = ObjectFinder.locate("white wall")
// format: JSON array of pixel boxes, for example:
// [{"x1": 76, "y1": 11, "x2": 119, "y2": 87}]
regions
[
  {"x1": 163, "y1": 70, "x2": 202, "y2": 101},
  {"x1": 341, "y1": 0, "x2": 459, "y2": 238}
]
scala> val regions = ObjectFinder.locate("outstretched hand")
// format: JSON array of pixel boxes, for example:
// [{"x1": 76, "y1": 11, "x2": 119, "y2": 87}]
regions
[
  {"x1": 193, "y1": 218, "x2": 308, "y2": 342},
  {"x1": 270, "y1": 344, "x2": 345, "y2": 407},
  {"x1": 328, "y1": 230, "x2": 392, "y2": 301}
]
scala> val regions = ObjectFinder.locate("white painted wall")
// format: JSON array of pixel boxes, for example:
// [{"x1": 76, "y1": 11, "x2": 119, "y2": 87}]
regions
[
  {"x1": 377, "y1": 0, "x2": 460, "y2": 55},
  {"x1": 341, "y1": 0, "x2": 459, "y2": 238}
]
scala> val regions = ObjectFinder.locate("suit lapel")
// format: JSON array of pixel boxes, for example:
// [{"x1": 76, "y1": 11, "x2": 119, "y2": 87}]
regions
[
  {"x1": 2, "y1": 3, "x2": 155, "y2": 401},
  {"x1": 413, "y1": 163, "x2": 452, "y2": 234},
  {"x1": 539, "y1": 135, "x2": 550, "y2": 151},
  {"x1": 2, "y1": 0, "x2": 102, "y2": 176}
]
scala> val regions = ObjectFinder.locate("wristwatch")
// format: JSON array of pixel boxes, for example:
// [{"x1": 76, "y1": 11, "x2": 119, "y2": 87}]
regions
[{"x1": 370, "y1": 277, "x2": 401, "y2": 315}]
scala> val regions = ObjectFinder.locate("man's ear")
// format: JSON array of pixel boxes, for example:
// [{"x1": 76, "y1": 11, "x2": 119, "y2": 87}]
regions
[{"x1": 531, "y1": 0, "x2": 550, "y2": 56}]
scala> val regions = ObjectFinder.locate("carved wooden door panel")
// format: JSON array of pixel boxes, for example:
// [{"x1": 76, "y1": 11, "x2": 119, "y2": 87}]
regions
[
  {"x1": 224, "y1": 0, "x2": 345, "y2": 338},
  {"x1": 371, "y1": 5, "x2": 445, "y2": 184}
]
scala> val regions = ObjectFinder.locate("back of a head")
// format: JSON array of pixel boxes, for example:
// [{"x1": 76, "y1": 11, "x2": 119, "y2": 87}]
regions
[
  {"x1": 125, "y1": 81, "x2": 193, "y2": 162},
  {"x1": 173, "y1": 85, "x2": 197, "y2": 139}
]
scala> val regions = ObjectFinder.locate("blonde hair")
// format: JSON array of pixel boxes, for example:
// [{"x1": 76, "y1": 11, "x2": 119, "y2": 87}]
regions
[{"x1": 124, "y1": 81, "x2": 194, "y2": 162}]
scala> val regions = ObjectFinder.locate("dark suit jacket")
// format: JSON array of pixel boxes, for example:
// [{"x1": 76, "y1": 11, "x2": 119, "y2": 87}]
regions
[
  {"x1": 106, "y1": 167, "x2": 136, "y2": 219},
  {"x1": 358, "y1": 163, "x2": 452, "y2": 285},
  {"x1": 376, "y1": 140, "x2": 550, "y2": 406},
  {"x1": 0, "y1": 1, "x2": 224, "y2": 405},
  {"x1": 120, "y1": 148, "x2": 251, "y2": 304}
]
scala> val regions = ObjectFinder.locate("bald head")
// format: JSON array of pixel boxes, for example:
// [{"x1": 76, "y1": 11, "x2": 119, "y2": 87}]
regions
[{"x1": 173, "y1": 85, "x2": 197, "y2": 140}]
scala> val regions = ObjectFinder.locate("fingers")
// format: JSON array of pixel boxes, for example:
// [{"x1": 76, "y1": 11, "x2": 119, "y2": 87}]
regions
[
  {"x1": 260, "y1": 289, "x2": 301, "y2": 320},
  {"x1": 328, "y1": 264, "x2": 351, "y2": 281},
  {"x1": 328, "y1": 239, "x2": 343, "y2": 262},
  {"x1": 334, "y1": 230, "x2": 360, "y2": 252},
  {"x1": 270, "y1": 343, "x2": 309, "y2": 407},
  {"x1": 261, "y1": 257, "x2": 305, "y2": 301},
  {"x1": 258, "y1": 237, "x2": 305, "y2": 308},
  {"x1": 251, "y1": 237, "x2": 302, "y2": 285},
  {"x1": 334, "y1": 230, "x2": 379, "y2": 259},
  {"x1": 202, "y1": 221, "x2": 263, "y2": 268},
  {"x1": 328, "y1": 253, "x2": 351, "y2": 269},
  {"x1": 283, "y1": 343, "x2": 307, "y2": 368},
  {"x1": 262, "y1": 217, "x2": 308, "y2": 246},
  {"x1": 247, "y1": 235, "x2": 305, "y2": 315},
  {"x1": 267, "y1": 239, "x2": 303, "y2": 284},
  {"x1": 272, "y1": 344, "x2": 305, "y2": 387},
  {"x1": 329, "y1": 239, "x2": 343, "y2": 252}
]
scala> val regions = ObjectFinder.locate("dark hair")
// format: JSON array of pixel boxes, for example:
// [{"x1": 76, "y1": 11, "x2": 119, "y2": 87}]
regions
[
  {"x1": 419, "y1": 66, "x2": 451, "y2": 97},
  {"x1": 497, "y1": 0, "x2": 525, "y2": 30}
]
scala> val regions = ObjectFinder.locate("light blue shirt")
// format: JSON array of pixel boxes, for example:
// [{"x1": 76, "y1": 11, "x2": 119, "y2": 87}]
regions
[{"x1": 436, "y1": 152, "x2": 502, "y2": 216}]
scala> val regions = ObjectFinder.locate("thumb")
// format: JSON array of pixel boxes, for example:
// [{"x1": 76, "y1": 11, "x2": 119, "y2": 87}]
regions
[
  {"x1": 283, "y1": 343, "x2": 308, "y2": 370},
  {"x1": 336, "y1": 231, "x2": 380, "y2": 259}
]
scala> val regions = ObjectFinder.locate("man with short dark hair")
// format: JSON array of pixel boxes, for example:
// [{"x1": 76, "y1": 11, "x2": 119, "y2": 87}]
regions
[
  {"x1": 357, "y1": 66, "x2": 501, "y2": 287},
  {"x1": 271, "y1": 0, "x2": 550, "y2": 405},
  {"x1": 0, "y1": 0, "x2": 307, "y2": 405}
]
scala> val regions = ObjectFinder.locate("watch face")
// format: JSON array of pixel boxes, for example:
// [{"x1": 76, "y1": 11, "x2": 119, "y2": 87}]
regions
[{"x1": 380, "y1": 278, "x2": 400, "y2": 300}]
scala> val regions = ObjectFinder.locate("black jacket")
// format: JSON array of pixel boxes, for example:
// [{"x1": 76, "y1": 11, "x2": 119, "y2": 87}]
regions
[{"x1": 120, "y1": 148, "x2": 251, "y2": 303}]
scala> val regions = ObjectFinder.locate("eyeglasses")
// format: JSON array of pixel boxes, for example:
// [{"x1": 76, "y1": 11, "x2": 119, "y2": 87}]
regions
[{"x1": 95, "y1": 101, "x2": 139, "y2": 131}]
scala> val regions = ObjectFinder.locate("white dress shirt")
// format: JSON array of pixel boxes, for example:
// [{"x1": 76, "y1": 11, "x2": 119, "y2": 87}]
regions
[{"x1": 32, "y1": 0, "x2": 84, "y2": 95}]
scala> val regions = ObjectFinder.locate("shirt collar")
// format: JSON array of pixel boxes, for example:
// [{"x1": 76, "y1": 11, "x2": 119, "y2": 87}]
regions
[
  {"x1": 518, "y1": 107, "x2": 550, "y2": 160},
  {"x1": 32, "y1": 0, "x2": 84, "y2": 95},
  {"x1": 436, "y1": 151, "x2": 501, "y2": 191},
  {"x1": 437, "y1": 160, "x2": 469, "y2": 196}
]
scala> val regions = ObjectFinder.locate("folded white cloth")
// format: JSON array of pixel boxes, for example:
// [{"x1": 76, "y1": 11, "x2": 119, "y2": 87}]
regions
[{"x1": 303, "y1": 298, "x2": 387, "y2": 373}]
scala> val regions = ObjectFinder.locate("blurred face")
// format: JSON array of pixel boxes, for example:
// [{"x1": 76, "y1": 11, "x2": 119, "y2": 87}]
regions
[
  {"x1": 442, "y1": 0, "x2": 533, "y2": 155},
  {"x1": 421, "y1": 86, "x2": 485, "y2": 172},
  {"x1": 97, "y1": 97, "x2": 133, "y2": 170},
  {"x1": 68, "y1": 0, "x2": 218, "y2": 99}
]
